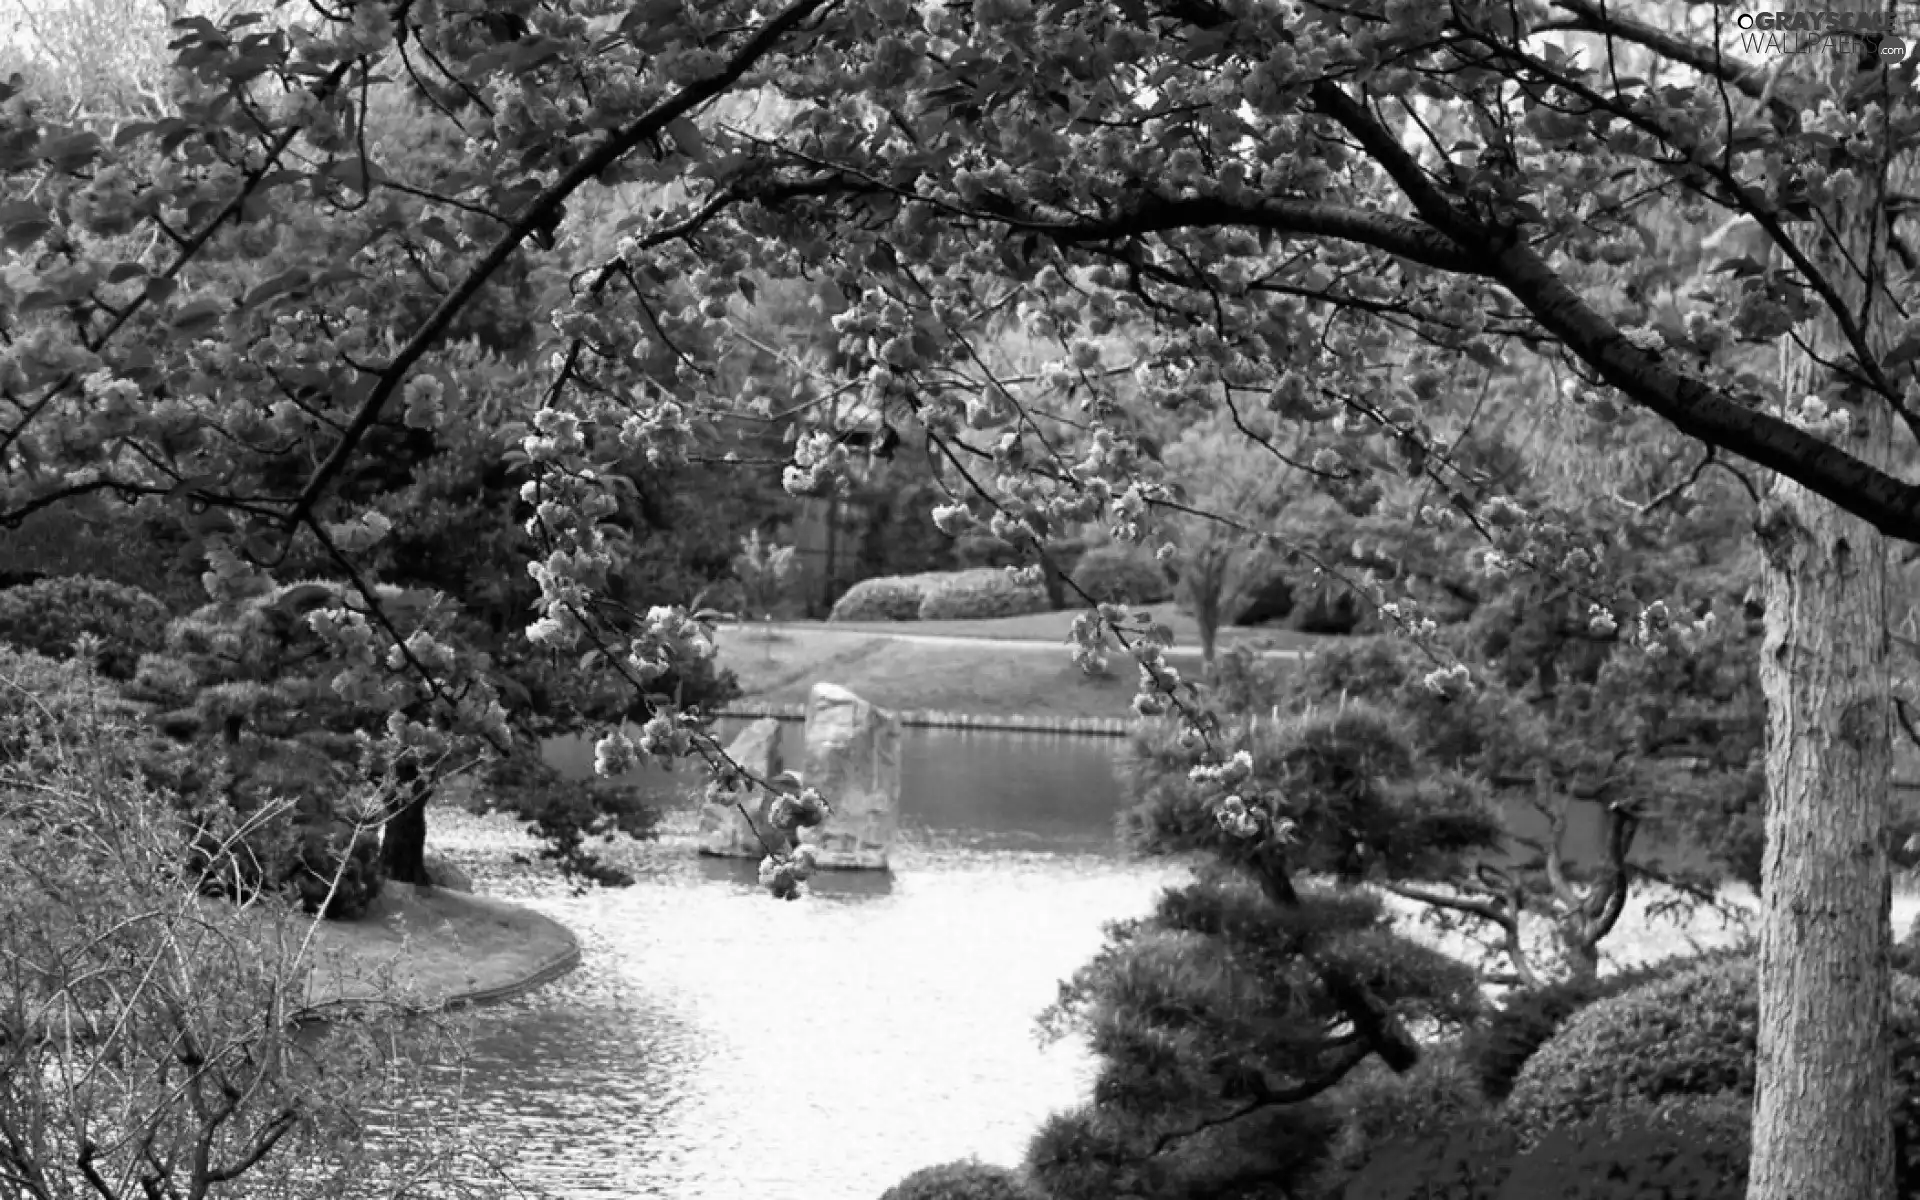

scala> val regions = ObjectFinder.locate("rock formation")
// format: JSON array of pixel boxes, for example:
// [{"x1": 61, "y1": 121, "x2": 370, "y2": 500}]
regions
[
  {"x1": 795, "y1": 682, "x2": 900, "y2": 869},
  {"x1": 696, "y1": 716, "x2": 786, "y2": 858}
]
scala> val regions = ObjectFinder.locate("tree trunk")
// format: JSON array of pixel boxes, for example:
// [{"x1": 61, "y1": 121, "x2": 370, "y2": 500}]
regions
[
  {"x1": 380, "y1": 781, "x2": 434, "y2": 886},
  {"x1": 1749, "y1": 45, "x2": 1905, "y2": 1198}
]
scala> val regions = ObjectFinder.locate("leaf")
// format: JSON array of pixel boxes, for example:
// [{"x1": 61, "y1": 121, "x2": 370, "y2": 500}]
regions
[
  {"x1": 169, "y1": 298, "x2": 225, "y2": 333},
  {"x1": 737, "y1": 276, "x2": 757, "y2": 304},
  {"x1": 241, "y1": 268, "x2": 310, "y2": 309},
  {"x1": 666, "y1": 115, "x2": 706, "y2": 160},
  {"x1": 37, "y1": 130, "x2": 102, "y2": 173},
  {"x1": 275, "y1": 583, "x2": 339, "y2": 616},
  {"x1": 145, "y1": 276, "x2": 178, "y2": 305},
  {"x1": 106, "y1": 262, "x2": 149, "y2": 284}
]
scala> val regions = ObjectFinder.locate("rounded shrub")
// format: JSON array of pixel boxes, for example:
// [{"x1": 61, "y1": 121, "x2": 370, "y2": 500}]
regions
[
  {"x1": 877, "y1": 1159, "x2": 1040, "y2": 1200},
  {"x1": 1459, "y1": 957, "x2": 1693, "y2": 1102},
  {"x1": 1323, "y1": 1044, "x2": 1490, "y2": 1185},
  {"x1": 0, "y1": 575, "x2": 169, "y2": 679},
  {"x1": 916, "y1": 568, "x2": 1048, "y2": 620},
  {"x1": 829, "y1": 575, "x2": 928, "y2": 622},
  {"x1": 1337, "y1": 1114, "x2": 1518, "y2": 1200},
  {"x1": 1068, "y1": 544, "x2": 1172, "y2": 605},
  {"x1": 1504, "y1": 952, "x2": 1920, "y2": 1189}
]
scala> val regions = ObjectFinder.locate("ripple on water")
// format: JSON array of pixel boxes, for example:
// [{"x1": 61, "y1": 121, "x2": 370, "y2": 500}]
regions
[{"x1": 374, "y1": 843, "x2": 1187, "y2": 1200}]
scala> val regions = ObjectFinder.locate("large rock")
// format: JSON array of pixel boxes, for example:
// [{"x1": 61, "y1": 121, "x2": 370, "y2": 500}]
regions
[
  {"x1": 796, "y1": 683, "x2": 900, "y2": 870},
  {"x1": 697, "y1": 717, "x2": 787, "y2": 858}
]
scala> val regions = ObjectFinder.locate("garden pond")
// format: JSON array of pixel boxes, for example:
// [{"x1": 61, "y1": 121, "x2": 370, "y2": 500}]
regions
[{"x1": 370, "y1": 721, "x2": 1732, "y2": 1200}]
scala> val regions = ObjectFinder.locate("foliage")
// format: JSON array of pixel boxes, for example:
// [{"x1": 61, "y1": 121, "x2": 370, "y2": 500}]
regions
[
  {"x1": 1159, "y1": 414, "x2": 1289, "y2": 662},
  {"x1": 1317, "y1": 1045, "x2": 1490, "y2": 1189},
  {"x1": 475, "y1": 749, "x2": 663, "y2": 890},
  {"x1": 916, "y1": 567, "x2": 1049, "y2": 621},
  {"x1": 0, "y1": 654, "x2": 467, "y2": 1197},
  {"x1": 829, "y1": 574, "x2": 930, "y2": 622},
  {"x1": 1028, "y1": 868, "x2": 1486, "y2": 1200},
  {"x1": 1457, "y1": 958, "x2": 1695, "y2": 1103},
  {"x1": 1068, "y1": 544, "x2": 1173, "y2": 606},
  {"x1": 0, "y1": 574, "x2": 169, "y2": 679},
  {"x1": 876, "y1": 1159, "x2": 1042, "y2": 1200},
  {"x1": 1341, "y1": 1097, "x2": 1750, "y2": 1200},
  {"x1": 1503, "y1": 953, "x2": 1920, "y2": 1190},
  {"x1": 732, "y1": 528, "x2": 800, "y2": 620},
  {"x1": 1119, "y1": 701, "x2": 1505, "y2": 886}
]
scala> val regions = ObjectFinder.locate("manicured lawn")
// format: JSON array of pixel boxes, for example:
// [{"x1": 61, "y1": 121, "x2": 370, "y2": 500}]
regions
[
  {"x1": 786, "y1": 608, "x2": 1334, "y2": 652},
  {"x1": 299, "y1": 883, "x2": 576, "y2": 1011},
  {"x1": 717, "y1": 629, "x2": 1148, "y2": 718}
]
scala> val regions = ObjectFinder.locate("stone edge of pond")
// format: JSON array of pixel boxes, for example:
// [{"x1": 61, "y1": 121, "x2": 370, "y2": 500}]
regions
[{"x1": 716, "y1": 702, "x2": 1136, "y2": 737}]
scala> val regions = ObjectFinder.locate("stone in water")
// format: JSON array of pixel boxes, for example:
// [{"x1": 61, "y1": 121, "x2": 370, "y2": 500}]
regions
[
  {"x1": 697, "y1": 717, "x2": 786, "y2": 858},
  {"x1": 796, "y1": 682, "x2": 900, "y2": 870}
]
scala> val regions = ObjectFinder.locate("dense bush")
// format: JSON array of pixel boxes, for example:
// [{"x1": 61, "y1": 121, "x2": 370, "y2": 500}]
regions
[
  {"x1": 477, "y1": 751, "x2": 662, "y2": 888},
  {"x1": 1342, "y1": 1098, "x2": 1749, "y2": 1200},
  {"x1": 1321, "y1": 1045, "x2": 1489, "y2": 1187},
  {"x1": 916, "y1": 567, "x2": 1049, "y2": 620},
  {"x1": 829, "y1": 574, "x2": 929, "y2": 621},
  {"x1": 1491, "y1": 1097, "x2": 1750, "y2": 1200},
  {"x1": 1068, "y1": 544, "x2": 1173, "y2": 605},
  {"x1": 877, "y1": 1159, "x2": 1042, "y2": 1200},
  {"x1": 1458, "y1": 958, "x2": 1694, "y2": 1102},
  {"x1": 1504, "y1": 953, "x2": 1920, "y2": 1188},
  {"x1": 0, "y1": 575, "x2": 170, "y2": 679}
]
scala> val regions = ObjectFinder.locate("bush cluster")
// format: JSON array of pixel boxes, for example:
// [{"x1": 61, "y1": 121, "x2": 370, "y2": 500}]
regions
[
  {"x1": 828, "y1": 568, "x2": 1049, "y2": 622},
  {"x1": 917, "y1": 567, "x2": 1048, "y2": 620},
  {"x1": 1503, "y1": 953, "x2": 1920, "y2": 1190},
  {"x1": 1344, "y1": 1099, "x2": 1749, "y2": 1200},
  {"x1": 877, "y1": 1159, "x2": 1041, "y2": 1200},
  {"x1": 0, "y1": 575, "x2": 170, "y2": 679},
  {"x1": 1457, "y1": 957, "x2": 1694, "y2": 1102},
  {"x1": 1067, "y1": 544, "x2": 1172, "y2": 605},
  {"x1": 829, "y1": 575, "x2": 929, "y2": 621}
]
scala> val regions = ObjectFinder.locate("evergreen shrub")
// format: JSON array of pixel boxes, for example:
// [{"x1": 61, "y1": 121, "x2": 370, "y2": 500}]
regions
[
  {"x1": 1068, "y1": 544, "x2": 1173, "y2": 605},
  {"x1": 0, "y1": 575, "x2": 169, "y2": 679},
  {"x1": 916, "y1": 567, "x2": 1048, "y2": 620},
  {"x1": 877, "y1": 1159, "x2": 1041, "y2": 1200}
]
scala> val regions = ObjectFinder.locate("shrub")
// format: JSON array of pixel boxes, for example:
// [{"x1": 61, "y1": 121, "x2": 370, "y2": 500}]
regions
[
  {"x1": 1342, "y1": 1098, "x2": 1749, "y2": 1200},
  {"x1": 1068, "y1": 544, "x2": 1172, "y2": 605},
  {"x1": 0, "y1": 575, "x2": 169, "y2": 679},
  {"x1": 1504, "y1": 952, "x2": 1920, "y2": 1189},
  {"x1": 877, "y1": 1159, "x2": 1041, "y2": 1200},
  {"x1": 829, "y1": 575, "x2": 928, "y2": 621},
  {"x1": 916, "y1": 567, "x2": 1049, "y2": 620},
  {"x1": 1338, "y1": 1114, "x2": 1519, "y2": 1200},
  {"x1": 1459, "y1": 958, "x2": 1693, "y2": 1102},
  {"x1": 1491, "y1": 1096, "x2": 1749, "y2": 1200},
  {"x1": 1322, "y1": 1045, "x2": 1490, "y2": 1185}
]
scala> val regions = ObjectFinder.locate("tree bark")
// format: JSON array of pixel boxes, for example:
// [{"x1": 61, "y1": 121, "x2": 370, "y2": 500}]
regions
[
  {"x1": 380, "y1": 780, "x2": 434, "y2": 886},
  {"x1": 1749, "y1": 47, "x2": 1904, "y2": 1197}
]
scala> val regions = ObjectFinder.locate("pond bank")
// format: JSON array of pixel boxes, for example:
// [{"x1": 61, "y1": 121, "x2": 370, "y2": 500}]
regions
[{"x1": 300, "y1": 882, "x2": 580, "y2": 1015}]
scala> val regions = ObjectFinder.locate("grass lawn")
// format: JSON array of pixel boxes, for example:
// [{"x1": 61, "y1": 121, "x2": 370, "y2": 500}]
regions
[
  {"x1": 716, "y1": 629, "x2": 1147, "y2": 717},
  {"x1": 785, "y1": 608, "x2": 1334, "y2": 652},
  {"x1": 714, "y1": 611, "x2": 1334, "y2": 719},
  {"x1": 299, "y1": 884, "x2": 577, "y2": 1011}
]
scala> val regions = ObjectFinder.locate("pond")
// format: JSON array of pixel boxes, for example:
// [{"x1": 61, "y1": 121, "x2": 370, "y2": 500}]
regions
[{"x1": 387, "y1": 723, "x2": 1712, "y2": 1200}]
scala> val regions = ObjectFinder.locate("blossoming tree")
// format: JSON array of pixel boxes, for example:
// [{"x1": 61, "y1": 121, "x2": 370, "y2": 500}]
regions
[{"x1": 6, "y1": 2, "x2": 1920, "y2": 1195}]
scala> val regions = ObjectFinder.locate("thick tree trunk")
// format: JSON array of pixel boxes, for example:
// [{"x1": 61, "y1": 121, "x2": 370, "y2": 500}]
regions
[
  {"x1": 380, "y1": 781, "x2": 433, "y2": 886},
  {"x1": 1749, "y1": 43, "x2": 1905, "y2": 1194}
]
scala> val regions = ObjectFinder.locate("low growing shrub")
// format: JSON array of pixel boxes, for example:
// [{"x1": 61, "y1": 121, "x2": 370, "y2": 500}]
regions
[
  {"x1": 1458, "y1": 957, "x2": 1694, "y2": 1102},
  {"x1": 1504, "y1": 952, "x2": 1920, "y2": 1189},
  {"x1": 916, "y1": 567, "x2": 1048, "y2": 620},
  {"x1": 0, "y1": 575, "x2": 169, "y2": 679},
  {"x1": 829, "y1": 575, "x2": 928, "y2": 622},
  {"x1": 1068, "y1": 544, "x2": 1172, "y2": 605},
  {"x1": 877, "y1": 1159, "x2": 1041, "y2": 1200}
]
